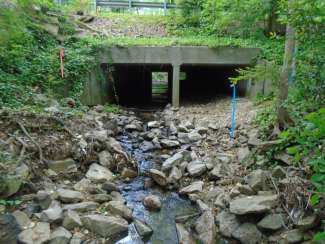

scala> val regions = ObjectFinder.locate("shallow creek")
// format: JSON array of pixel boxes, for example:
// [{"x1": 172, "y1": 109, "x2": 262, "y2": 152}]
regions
[{"x1": 115, "y1": 115, "x2": 199, "y2": 243}]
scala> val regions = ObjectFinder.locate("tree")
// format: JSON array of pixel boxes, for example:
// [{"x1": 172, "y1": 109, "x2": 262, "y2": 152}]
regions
[{"x1": 276, "y1": 0, "x2": 295, "y2": 129}]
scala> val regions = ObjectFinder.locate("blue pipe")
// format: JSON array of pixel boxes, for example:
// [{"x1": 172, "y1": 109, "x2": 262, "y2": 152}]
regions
[{"x1": 231, "y1": 85, "x2": 236, "y2": 140}]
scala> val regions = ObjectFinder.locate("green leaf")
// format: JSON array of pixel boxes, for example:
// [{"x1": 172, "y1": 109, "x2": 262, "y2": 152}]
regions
[
  {"x1": 313, "y1": 232, "x2": 325, "y2": 242},
  {"x1": 310, "y1": 194, "x2": 320, "y2": 206}
]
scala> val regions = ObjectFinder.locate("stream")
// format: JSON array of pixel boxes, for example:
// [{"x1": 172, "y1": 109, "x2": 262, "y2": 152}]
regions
[{"x1": 115, "y1": 114, "x2": 199, "y2": 244}]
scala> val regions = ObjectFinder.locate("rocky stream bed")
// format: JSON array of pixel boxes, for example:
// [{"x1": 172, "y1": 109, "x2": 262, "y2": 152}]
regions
[{"x1": 0, "y1": 98, "x2": 322, "y2": 244}]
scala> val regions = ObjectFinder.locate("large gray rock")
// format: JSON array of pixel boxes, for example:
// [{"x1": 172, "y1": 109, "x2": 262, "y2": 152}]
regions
[
  {"x1": 147, "y1": 121, "x2": 160, "y2": 128},
  {"x1": 162, "y1": 152, "x2": 184, "y2": 170},
  {"x1": 98, "y1": 150, "x2": 114, "y2": 169},
  {"x1": 134, "y1": 219, "x2": 153, "y2": 239},
  {"x1": 216, "y1": 211, "x2": 240, "y2": 238},
  {"x1": 85, "y1": 129, "x2": 108, "y2": 143},
  {"x1": 187, "y1": 160, "x2": 207, "y2": 177},
  {"x1": 257, "y1": 214, "x2": 284, "y2": 231},
  {"x1": 49, "y1": 227, "x2": 72, "y2": 244},
  {"x1": 41, "y1": 201, "x2": 63, "y2": 223},
  {"x1": 73, "y1": 178, "x2": 94, "y2": 193},
  {"x1": 281, "y1": 229, "x2": 303, "y2": 243},
  {"x1": 295, "y1": 214, "x2": 318, "y2": 231},
  {"x1": 107, "y1": 201, "x2": 133, "y2": 221},
  {"x1": 237, "y1": 147, "x2": 250, "y2": 162},
  {"x1": 195, "y1": 210, "x2": 216, "y2": 244},
  {"x1": 271, "y1": 166, "x2": 287, "y2": 179},
  {"x1": 188, "y1": 131, "x2": 202, "y2": 142},
  {"x1": 82, "y1": 214, "x2": 128, "y2": 238},
  {"x1": 0, "y1": 163, "x2": 30, "y2": 198},
  {"x1": 160, "y1": 139, "x2": 180, "y2": 148},
  {"x1": 48, "y1": 159, "x2": 77, "y2": 174},
  {"x1": 245, "y1": 169, "x2": 268, "y2": 192},
  {"x1": 168, "y1": 166, "x2": 182, "y2": 183},
  {"x1": 63, "y1": 202, "x2": 99, "y2": 212},
  {"x1": 18, "y1": 222, "x2": 50, "y2": 244},
  {"x1": 143, "y1": 195, "x2": 161, "y2": 211},
  {"x1": 0, "y1": 214, "x2": 21, "y2": 244},
  {"x1": 232, "y1": 223, "x2": 262, "y2": 244},
  {"x1": 57, "y1": 189, "x2": 84, "y2": 203},
  {"x1": 209, "y1": 163, "x2": 232, "y2": 180},
  {"x1": 229, "y1": 195, "x2": 278, "y2": 215},
  {"x1": 35, "y1": 190, "x2": 52, "y2": 210},
  {"x1": 86, "y1": 163, "x2": 113, "y2": 183},
  {"x1": 102, "y1": 182, "x2": 120, "y2": 193},
  {"x1": 149, "y1": 169, "x2": 168, "y2": 187},
  {"x1": 12, "y1": 210, "x2": 32, "y2": 230},
  {"x1": 176, "y1": 223, "x2": 195, "y2": 244},
  {"x1": 179, "y1": 181, "x2": 204, "y2": 195},
  {"x1": 62, "y1": 210, "x2": 82, "y2": 230}
]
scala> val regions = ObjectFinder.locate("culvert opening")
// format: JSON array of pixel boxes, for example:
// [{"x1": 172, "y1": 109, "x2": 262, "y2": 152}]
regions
[
  {"x1": 109, "y1": 63, "x2": 249, "y2": 107},
  {"x1": 111, "y1": 64, "x2": 172, "y2": 107},
  {"x1": 180, "y1": 64, "x2": 248, "y2": 104}
]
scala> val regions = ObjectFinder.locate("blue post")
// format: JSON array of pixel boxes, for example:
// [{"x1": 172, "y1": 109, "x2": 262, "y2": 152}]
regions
[{"x1": 230, "y1": 84, "x2": 236, "y2": 140}]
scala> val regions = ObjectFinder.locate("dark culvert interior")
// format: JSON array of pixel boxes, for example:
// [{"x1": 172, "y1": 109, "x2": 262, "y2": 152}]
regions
[{"x1": 110, "y1": 64, "x2": 248, "y2": 107}]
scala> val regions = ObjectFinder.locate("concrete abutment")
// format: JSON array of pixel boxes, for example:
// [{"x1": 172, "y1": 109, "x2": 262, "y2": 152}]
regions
[{"x1": 81, "y1": 46, "x2": 272, "y2": 107}]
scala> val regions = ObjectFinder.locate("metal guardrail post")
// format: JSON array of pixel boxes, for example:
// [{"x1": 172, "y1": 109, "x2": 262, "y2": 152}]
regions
[
  {"x1": 94, "y1": 0, "x2": 97, "y2": 12},
  {"x1": 163, "y1": 0, "x2": 167, "y2": 15}
]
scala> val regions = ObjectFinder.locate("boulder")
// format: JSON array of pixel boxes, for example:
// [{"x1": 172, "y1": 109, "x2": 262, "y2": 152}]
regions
[
  {"x1": 179, "y1": 181, "x2": 204, "y2": 195},
  {"x1": 295, "y1": 214, "x2": 318, "y2": 231},
  {"x1": 245, "y1": 169, "x2": 268, "y2": 192},
  {"x1": 49, "y1": 227, "x2": 72, "y2": 244},
  {"x1": 73, "y1": 178, "x2": 94, "y2": 193},
  {"x1": 209, "y1": 163, "x2": 232, "y2": 180},
  {"x1": 82, "y1": 214, "x2": 128, "y2": 238},
  {"x1": 85, "y1": 129, "x2": 108, "y2": 143},
  {"x1": 147, "y1": 121, "x2": 160, "y2": 128},
  {"x1": 176, "y1": 223, "x2": 195, "y2": 244},
  {"x1": 0, "y1": 163, "x2": 30, "y2": 198},
  {"x1": 216, "y1": 211, "x2": 240, "y2": 238},
  {"x1": 18, "y1": 222, "x2": 50, "y2": 244},
  {"x1": 98, "y1": 150, "x2": 114, "y2": 169},
  {"x1": 188, "y1": 131, "x2": 202, "y2": 142},
  {"x1": 107, "y1": 201, "x2": 133, "y2": 221},
  {"x1": 229, "y1": 195, "x2": 278, "y2": 215},
  {"x1": 168, "y1": 166, "x2": 182, "y2": 183},
  {"x1": 62, "y1": 210, "x2": 82, "y2": 230},
  {"x1": 48, "y1": 159, "x2": 77, "y2": 174},
  {"x1": 102, "y1": 182, "x2": 120, "y2": 193},
  {"x1": 281, "y1": 229, "x2": 303, "y2": 243},
  {"x1": 134, "y1": 219, "x2": 153, "y2": 239},
  {"x1": 121, "y1": 168, "x2": 138, "y2": 179},
  {"x1": 237, "y1": 147, "x2": 250, "y2": 162},
  {"x1": 86, "y1": 163, "x2": 113, "y2": 183},
  {"x1": 35, "y1": 190, "x2": 52, "y2": 210},
  {"x1": 162, "y1": 152, "x2": 184, "y2": 171},
  {"x1": 40, "y1": 201, "x2": 63, "y2": 224},
  {"x1": 93, "y1": 193, "x2": 113, "y2": 203},
  {"x1": 257, "y1": 213, "x2": 284, "y2": 231},
  {"x1": 160, "y1": 139, "x2": 180, "y2": 148},
  {"x1": 57, "y1": 189, "x2": 84, "y2": 203},
  {"x1": 232, "y1": 223, "x2": 262, "y2": 244},
  {"x1": 195, "y1": 210, "x2": 216, "y2": 244},
  {"x1": 12, "y1": 210, "x2": 32, "y2": 230},
  {"x1": 149, "y1": 169, "x2": 168, "y2": 187},
  {"x1": 63, "y1": 202, "x2": 99, "y2": 212},
  {"x1": 187, "y1": 161, "x2": 207, "y2": 177},
  {"x1": 0, "y1": 214, "x2": 21, "y2": 244},
  {"x1": 272, "y1": 166, "x2": 287, "y2": 179},
  {"x1": 143, "y1": 195, "x2": 161, "y2": 211}
]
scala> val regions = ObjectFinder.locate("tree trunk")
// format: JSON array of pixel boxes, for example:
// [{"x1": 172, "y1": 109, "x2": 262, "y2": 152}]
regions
[{"x1": 276, "y1": 0, "x2": 295, "y2": 129}]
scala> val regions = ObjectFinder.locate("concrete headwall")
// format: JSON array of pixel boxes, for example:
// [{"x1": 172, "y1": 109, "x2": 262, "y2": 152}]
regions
[{"x1": 81, "y1": 46, "x2": 262, "y2": 106}]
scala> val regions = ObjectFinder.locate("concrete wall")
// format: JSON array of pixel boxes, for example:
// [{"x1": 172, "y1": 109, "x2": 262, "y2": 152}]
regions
[{"x1": 81, "y1": 46, "x2": 261, "y2": 106}]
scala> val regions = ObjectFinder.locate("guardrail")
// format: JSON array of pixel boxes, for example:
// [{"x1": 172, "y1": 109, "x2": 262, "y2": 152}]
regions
[{"x1": 96, "y1": 0, "x2": 176, "y2": 9}]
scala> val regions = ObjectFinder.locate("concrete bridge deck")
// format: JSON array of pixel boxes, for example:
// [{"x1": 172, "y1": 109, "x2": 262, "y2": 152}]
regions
[{"x1": 81, "y1": 46, "x2": 260, "y2": 107}]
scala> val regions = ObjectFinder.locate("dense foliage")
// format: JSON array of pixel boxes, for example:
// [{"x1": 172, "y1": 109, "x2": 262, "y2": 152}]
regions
[{"x1": 0, "y1": 0, "x2": 99, "y2": 108}]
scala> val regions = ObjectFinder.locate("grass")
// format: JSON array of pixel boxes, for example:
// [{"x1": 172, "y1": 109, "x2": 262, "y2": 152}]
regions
[{"x1": 84, "y1": 35, "x2": 269, "y2": 48}]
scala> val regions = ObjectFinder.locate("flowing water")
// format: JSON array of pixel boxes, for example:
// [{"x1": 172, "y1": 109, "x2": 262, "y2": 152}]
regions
[{"x1": 116, "y1": 128, "x2": 198, "y2": 244}]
